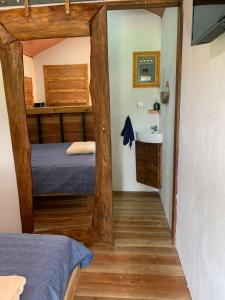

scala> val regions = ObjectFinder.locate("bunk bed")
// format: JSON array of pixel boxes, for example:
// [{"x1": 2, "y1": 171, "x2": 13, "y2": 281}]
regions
[{"x1": 0, "y1": 233, "x2": 93, "y2": 300}]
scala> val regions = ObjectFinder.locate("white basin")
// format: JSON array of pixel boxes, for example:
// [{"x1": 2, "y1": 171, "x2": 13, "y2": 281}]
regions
[{"x1": 136, "y1": 130, "x2": 163, "y2": 144}]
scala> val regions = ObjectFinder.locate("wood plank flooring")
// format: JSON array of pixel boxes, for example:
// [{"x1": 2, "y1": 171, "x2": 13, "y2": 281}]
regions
[
  {"x1": 34, "y1": 192, "x2": 191, "y2": 299},
  {"x1": 34, "y1": 195, "x2": 93, "y2": 245},
  {"x1": 75, "y1": 192, "x2": 191, "y2": 300}
]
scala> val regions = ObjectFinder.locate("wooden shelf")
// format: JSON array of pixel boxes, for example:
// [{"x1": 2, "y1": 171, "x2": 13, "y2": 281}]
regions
[
  {"x1": 26, "y1": 105, "x2": 92, "y2": 115},
  {"x1": 148, "y1": 109, "x2": 160, "y2": 114}
]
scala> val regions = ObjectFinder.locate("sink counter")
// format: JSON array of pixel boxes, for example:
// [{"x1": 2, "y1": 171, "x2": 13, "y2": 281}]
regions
[{"x1": 136, "y1": 130, "x2": 163, "y2": 144}]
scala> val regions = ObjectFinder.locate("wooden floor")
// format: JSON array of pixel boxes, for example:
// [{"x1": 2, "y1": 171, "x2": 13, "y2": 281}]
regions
[
  {"x1": 78, "y1": 192, "x2": 191, "y2": 300},
  {"x1": 34, "y1": 195, "x2": 93, "y2": 245},
  {"x1": 34, "y1": 192, "x2": 191, "y2": 300}
]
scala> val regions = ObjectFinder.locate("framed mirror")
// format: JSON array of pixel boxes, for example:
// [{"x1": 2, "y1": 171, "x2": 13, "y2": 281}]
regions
[{"x1": 133, "y1": 51, "x2": 160, "y2": 88}]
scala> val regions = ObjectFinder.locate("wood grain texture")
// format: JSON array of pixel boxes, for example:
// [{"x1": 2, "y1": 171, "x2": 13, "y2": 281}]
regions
[
  {"x1": 26, "y1": 112, "x2": 94, "y2": 144},
  {"x1": 0, "y1": 4, "x2": 101, "y2": 40},
  {"x1": 34, "y1": 195, "x2": 94, "y2": 246},
  {"x1": 64, "y1": 267, "x2": 80, "y2": 300},
  {"x1": 26, "y1": 105, "x2": 92, "y2": 115},
  {"x1": 0, "y1": 25, "x2": 33, "y2": 232},
  {"x1": 44, "y1": 64, "x2": 89, "y2": 106},
  {"x1": 90, "y1": 6, "x2": 113, "y2": 246},
  {"x1": 24, "y1": 77, "x2": 34, "y2": 108},
  {"x1": 136, "y1": 141, "x2": 162, "y2": 188},
  {"x1": 74, "y1": 192, "x2": 191, "y2": 300}
]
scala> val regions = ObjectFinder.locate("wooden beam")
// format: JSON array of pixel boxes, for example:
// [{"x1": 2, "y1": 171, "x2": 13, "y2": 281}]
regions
[
  {"x1": 106, "y1": 0, "x2": 180, "y2": 10},
  {"x1": 90, "y1": 6, "x2": 113, "y2": 246},
  {"x1": 26, "y1": 105, "x2": 92, "y2": 115},
  {"x1": 0, "y1": 25, "x2": 33, "y2": 233},
  {"x1": 146, "y1": 8, "x2": 165, "y2": 17},
  {"x1": 172, "y1": 3, "x2": 183, "y2": 243},
  {"x1": 0, "y1": 4, "x2": 101, "y2": 41}
]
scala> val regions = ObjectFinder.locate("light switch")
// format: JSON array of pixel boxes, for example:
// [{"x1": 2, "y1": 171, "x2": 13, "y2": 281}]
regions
[{"x1": 137, "y1": 102, "x2": 146, "y2": 109}]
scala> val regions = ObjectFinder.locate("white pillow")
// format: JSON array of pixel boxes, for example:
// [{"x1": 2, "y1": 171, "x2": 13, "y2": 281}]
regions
[{"x1": 66, "y1": 141, "x2": 96, "y2": 155}]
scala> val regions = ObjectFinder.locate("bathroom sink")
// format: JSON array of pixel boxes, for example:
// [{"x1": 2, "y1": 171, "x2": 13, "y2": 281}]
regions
[{"x1": 136, "y1": 130, "x2": 163, "y2": 144}]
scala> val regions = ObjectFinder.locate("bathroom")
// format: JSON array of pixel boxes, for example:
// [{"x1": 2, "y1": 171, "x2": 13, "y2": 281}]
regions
[{"x1": 108, "y1": 7, "x2": 178, "y2": 229}]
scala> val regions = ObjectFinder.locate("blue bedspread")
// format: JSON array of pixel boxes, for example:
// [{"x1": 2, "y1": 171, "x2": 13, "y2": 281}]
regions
[
  {"x1": 31, "y1": 143, "x2": 95, "y2": 195},
  {"x1": 0, "y1": 233, "x2": 93, "y2": 300}
]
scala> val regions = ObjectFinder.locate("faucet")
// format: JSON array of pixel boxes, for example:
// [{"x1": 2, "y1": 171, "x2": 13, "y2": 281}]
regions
[{"x1": 150, "y1": 125, "x2": 158, "y2": 132}]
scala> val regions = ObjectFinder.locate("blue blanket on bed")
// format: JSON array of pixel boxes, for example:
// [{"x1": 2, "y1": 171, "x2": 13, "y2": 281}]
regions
[
  {"x1": 31, "y1": 143, "x2": 95, "y2": 195},
  {"x1": 0, "y1": 233, "x2": 93, "y2": 300}
]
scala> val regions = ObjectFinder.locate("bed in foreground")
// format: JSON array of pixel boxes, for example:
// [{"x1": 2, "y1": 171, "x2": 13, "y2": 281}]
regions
[
  {"x1": 0, "y1": 233, "x2": 93, "y2": 300},
  {"x1": 31, "y1": 143, "x2": 96, "y2": 195}
]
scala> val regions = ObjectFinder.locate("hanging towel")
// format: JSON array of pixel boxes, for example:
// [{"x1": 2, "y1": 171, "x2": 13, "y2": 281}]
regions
[{"x1": 121, "y1": 116, "x2": 135, "y2": 148}]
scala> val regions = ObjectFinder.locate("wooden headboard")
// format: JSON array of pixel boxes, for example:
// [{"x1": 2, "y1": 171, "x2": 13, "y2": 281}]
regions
[{"x1": 26, "y1": 106, "x2": 94, "y2": 144}]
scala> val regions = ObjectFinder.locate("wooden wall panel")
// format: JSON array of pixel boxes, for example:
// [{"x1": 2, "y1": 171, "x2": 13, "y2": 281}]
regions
[
  {"x1": 90, "y1": 6, "x2": 113, "y2": 246},
  {"x1": 44, "y1": 64, "x2": 89, "y2": 106},
  {"x1": 27, "y1": 116, "x2": 39, "y2": 144},
  {"x1": 85, "y1": 112, "x2": 95, "y2": 141},
  {"x1": 41, "y1": 114, "x2": 62, "y2": 143},
  {"x1": 24, "y1": 77, "x2": 33, "y2": 108},
  {"x1": 63, "y1": 114, "x2": 84, "y2": 142},
  {"x1": 27, "y1": 112, "x2": 95, "y2": 144}
]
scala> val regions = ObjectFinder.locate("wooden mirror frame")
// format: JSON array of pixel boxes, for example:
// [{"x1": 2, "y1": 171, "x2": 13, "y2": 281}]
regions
[
  {"x1": 0, "y1": 0, "x2": 183, "y2": 244},
  {"x1": 133, "y1": 51, "x2": 160, "y2": 88}
]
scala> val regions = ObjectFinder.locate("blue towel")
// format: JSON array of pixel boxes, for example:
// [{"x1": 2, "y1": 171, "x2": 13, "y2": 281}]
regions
[{"x1": 121, "y1": 116, "x2": 135, "y2": 148}]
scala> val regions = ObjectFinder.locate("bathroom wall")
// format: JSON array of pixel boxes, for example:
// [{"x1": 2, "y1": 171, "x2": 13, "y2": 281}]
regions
[
  {"x1": 176, "y1": 0, "x2": 225, "y2": 299},
  {"x1": 23, "y1": 54, "x2": 38, "y2": 102},
  {"x1": 159, "y1": 8, "x2": 178, "y2": 228},
  {"x1": 108, "y1": 9, "x2": 161, "y2": 191},
  {"x1": 33, "y1": 37, "x2": 90, "y2": 103},
  {"x1": 0, "y1": 63, "x2": 22, "y2": 232}
]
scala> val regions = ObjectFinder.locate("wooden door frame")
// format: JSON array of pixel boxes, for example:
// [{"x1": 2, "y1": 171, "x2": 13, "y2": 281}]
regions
[
  {"x1": 172, "y1": 2, "x2": 183, "y2": 243},
  {"x1": 0, "y1": 3, "x2": 106, "y2": 237},
  {"x1": 0, "y1": 0, "x2": 183, "y2": 243},
  {"x1": 107, "y1": 2, "x2": 183, "y2": 243}
]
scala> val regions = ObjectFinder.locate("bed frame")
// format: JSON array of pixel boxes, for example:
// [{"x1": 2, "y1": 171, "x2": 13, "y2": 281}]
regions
[
  {"x1": 26, "y1": 106, "x2": 94, "y2": 144},
  {"x1": 64, "y1": 266, "x2": 80, "y2": 300}
]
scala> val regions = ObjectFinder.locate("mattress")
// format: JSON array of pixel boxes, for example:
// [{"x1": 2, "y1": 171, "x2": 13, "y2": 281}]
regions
[
  {"x1": 0, "y1": 233, "x2": 93, "y2": 300},
  {"x1": 31, "y1": 143, "x2": 95, "y2": 195}
]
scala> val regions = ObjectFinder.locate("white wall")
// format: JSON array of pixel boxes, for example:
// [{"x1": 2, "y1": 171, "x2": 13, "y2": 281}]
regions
[
  {"x1": 0, "y1": 64, "x2": 22, "y2": 232},
  {"x1": 23, "y1": 54, "x2": 38, "y2": 102},
  {"x1": 108, "y1": 9, "x2": 161, "y2": 191},
  {"x1": 176, "y1": 1, "x2": 225, "y2": 299},
  {"x1": 33, "y1": 37, "x2": 90, "y2": 103},
  {"x1": 159, "y1": 8, "x2": 178, "y2": 228}
]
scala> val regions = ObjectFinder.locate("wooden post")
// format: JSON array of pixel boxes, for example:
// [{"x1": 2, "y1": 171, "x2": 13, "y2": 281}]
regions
[
  {"x1": 0, "y1": 25, "x2": 33, "y2": 233},
  {"x1": 172, "y1": 2, "x2": 184, "y2": 243},
  {"x1": 90, "y1": 6, "x2": 113, "y2": 246}
]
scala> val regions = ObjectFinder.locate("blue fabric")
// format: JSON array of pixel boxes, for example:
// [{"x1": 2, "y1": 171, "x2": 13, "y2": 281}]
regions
[
  {"x1": 121, "y1": 116, "x2": 135, "y2": 148},
  {"x1": 0, "y1": 233, "x2": 93, "y2": 300},
  {"x1": 31, "y1": 143, "x2": 95, "y2": 195}
]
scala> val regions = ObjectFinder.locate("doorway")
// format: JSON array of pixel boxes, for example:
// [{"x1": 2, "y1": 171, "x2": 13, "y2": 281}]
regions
[
  {"x1": 0, "y1": 4, "x2": 113, "y2": 246},
  {"x1": 108, "y1": 7, "x2": 182, "y2": 241},
  {"x1": 0, "y1": 0, "x2": 183, "y2": 244}
]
